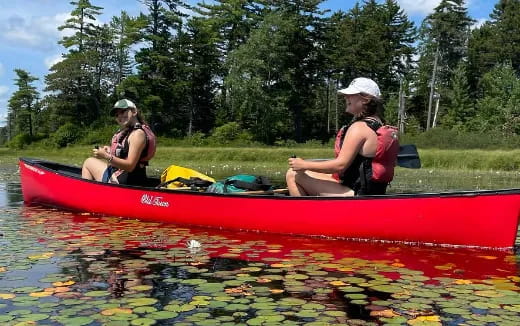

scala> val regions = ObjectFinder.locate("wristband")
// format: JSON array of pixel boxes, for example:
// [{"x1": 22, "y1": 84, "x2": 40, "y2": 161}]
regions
[{"x1": 108, "y1": 155, "x2": 113, "y2": 164}]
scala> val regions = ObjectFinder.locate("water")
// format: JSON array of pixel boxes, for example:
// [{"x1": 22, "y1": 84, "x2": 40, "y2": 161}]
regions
[{"x1": 1, "y1": 181, "x2": 520, "y2": 325}]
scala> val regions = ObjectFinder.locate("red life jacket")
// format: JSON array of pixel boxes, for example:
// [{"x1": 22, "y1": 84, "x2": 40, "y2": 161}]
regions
[
  {"x1": 334, "y1": 119, "x2": 399, "y2": 183},
  {"x1": 110, "y1": 123, "x2": 156, "y2": 165}
]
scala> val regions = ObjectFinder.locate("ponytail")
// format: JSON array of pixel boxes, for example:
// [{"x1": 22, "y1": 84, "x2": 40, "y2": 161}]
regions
[{"x1": 359, "y1": 94, "x2": 385, "y2": 122}]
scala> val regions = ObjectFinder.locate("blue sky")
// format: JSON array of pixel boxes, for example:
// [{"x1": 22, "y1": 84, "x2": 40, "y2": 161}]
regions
[{"x1": 0, "y1": 0, "x2": 497, "y2": 126}]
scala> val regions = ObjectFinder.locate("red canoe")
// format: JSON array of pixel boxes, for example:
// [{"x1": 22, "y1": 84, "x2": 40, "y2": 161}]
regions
[{"x1": 19, "y1": 158, "x2": 520, "y2": 249}]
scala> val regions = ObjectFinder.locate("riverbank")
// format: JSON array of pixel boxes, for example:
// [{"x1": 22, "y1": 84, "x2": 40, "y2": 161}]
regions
[{"x1": 2, "y1": 146, "x2": 519, "y2": 192}]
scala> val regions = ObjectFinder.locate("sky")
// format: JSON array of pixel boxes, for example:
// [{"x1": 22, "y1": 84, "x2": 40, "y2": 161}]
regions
[{"x1": 0, "y1": 0, "x2": 497, "y2": 126}]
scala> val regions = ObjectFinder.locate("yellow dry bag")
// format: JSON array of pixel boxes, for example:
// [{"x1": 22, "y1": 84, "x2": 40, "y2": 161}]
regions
[{"x1": 159, "y1": 165, "x2": 215, "y2": 189}]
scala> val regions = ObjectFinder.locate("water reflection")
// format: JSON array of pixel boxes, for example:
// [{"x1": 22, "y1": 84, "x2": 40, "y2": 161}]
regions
[{"x1": 1, "y1": 182, "x2": 520, "y2": 325}]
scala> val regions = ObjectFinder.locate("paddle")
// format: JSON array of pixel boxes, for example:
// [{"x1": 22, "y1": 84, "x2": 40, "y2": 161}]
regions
[{"x1": 397, "y1": 144, "x2": 421, "y2": 169}]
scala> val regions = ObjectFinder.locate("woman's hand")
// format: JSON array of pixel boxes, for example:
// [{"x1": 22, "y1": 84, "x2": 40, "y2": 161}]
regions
[
  {"x1": 93, "y1": 146, "x2": 110, "y2": 160},
  {"x1": 288, "y1": 157, "x2": 307, "y2": 171}
]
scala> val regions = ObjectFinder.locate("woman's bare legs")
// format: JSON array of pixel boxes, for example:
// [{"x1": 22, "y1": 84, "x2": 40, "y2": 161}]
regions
[
  {"x1": 82, "y1": 157, "x2": 108, "y2": 181},
  {"x1": 286, "y1": 168, "x2": 308, "y2": 196},
  {"x1": 286, "y1": 169, "x2": 354, "y2": 196}
]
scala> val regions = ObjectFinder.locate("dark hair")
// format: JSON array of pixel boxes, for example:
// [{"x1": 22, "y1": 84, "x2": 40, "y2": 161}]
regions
[
  {"x1": 135, "y1": 110, "x2": 146, "y2": 125},
  {"x1": 359, "y1": 94, "x2": 385, "y2": 122}
]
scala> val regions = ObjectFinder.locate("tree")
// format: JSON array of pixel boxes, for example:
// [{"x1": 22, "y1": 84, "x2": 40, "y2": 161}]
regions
[
  {"x1": 195, "y1": 0, "x2": 261, "y2": 122},
  {"x1": 184, "y1": 17, "x2": 220, "y2": 134},
  {"x1": 326, "y1": 1, "x2": 415, "y2": 91},
  {"x1": 467, "y1": 22, "x2": 499, "y2": 92},
  {"x1": 109, "y1": 11, "x2": 147, "y2": 88},
  {"x1": 59, "y1": 0, "x2": 103, "y2": 52},
  {"x1": 489, "y1": 0, "x2": 520, "y2": 74},
  {"x1": 468, "y1": 0, "x2": 520, "y2": 92},
  {"x1": 7, "y1": 69, "x2": 40, "y2": 138},
  {"x1": 45, "y1": 0, "x2": 105, "y2": 127},
  {"x1": 442, "y1": 62, "x2": 474, "y2": 130},
  {"x1": 226, "y1": 12, "x2": 294, "y2": 143},
  {"x1": 379, "y1": 0, "x2": 416, "y2": 92},
  {"x1": 473, "y1": 63, "x2": 520, "y2": 135},
  {"x1": 125, "y1": 0, "x2": 190, "y2": 135},
  {"x1": 415, "y1": 0, "x2": 474, "y2": 129},
  {"x1": 260, "y1": 0, "x2": 328, "y2": 142}
]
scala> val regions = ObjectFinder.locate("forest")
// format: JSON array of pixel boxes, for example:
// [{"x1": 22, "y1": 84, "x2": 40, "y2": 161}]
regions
[{"x1": 1, "y1": 0, "x2": 520, "y2": 148}]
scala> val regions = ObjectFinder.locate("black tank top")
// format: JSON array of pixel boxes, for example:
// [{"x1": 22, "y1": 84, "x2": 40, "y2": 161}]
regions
[{"x1": 338, "y1": 119, "x2": 388, "y2": 195}]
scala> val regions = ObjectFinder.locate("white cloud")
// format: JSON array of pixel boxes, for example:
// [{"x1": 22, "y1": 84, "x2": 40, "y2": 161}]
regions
[
  {"x1": 0, "y1": 86, "x2": 9, "y2": 97},
  {"x1": 0, "y1": 96, "x2": 7, "y2": 127},
  {"x1": 44, "y1": 53, "x2": 65, "y2": 69},
  {"x1": 0, "y1": 113, "x2": 7, "y2": 127},
  {"x1": 472, "y1": 18, "x2": 488, "y2": 29},
  {"x1": 0, "y1": 13, "x2": 71, "y2": 52},
  {"x1": 398, "y1": 0, "x2": 442, "y2": 15}
]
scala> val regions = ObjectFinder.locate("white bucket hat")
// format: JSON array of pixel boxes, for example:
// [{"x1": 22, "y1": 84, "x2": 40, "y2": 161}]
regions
[{"x1": 338, "y1": 77, "x2": 381, "y2": 98}]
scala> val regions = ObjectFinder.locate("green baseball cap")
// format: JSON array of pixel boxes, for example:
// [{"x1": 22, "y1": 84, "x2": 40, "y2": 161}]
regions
[{"x1": 110, "y1": 99, "x2": 136, "y2": 116}]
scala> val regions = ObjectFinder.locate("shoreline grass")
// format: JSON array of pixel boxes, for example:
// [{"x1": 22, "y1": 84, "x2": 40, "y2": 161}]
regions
[{"x1": 1, "y1": 146, "x2": 519, "y2": 192}]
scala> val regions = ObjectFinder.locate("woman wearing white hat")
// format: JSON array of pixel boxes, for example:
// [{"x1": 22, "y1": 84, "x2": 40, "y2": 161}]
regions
[
  {"x1": 286, "y1": 77, "x2": 392, "y2": 196},
  {"x1": 82, "y1": 99, "x2": 156, "y2": 185}
]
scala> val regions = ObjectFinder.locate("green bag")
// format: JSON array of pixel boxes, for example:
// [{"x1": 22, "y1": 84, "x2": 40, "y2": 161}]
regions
[{"x1": 206, "y1": 174, "x2": 273, "y2": 193}]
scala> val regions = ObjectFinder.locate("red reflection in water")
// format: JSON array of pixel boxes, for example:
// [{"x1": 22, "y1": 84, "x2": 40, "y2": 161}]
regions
[{"x1": 23, "y1": 207, "x2": 519, "y2": 281}]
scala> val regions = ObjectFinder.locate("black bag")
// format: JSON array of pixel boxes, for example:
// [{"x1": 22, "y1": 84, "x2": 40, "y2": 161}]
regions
[{"x1": 157, "y1": 177, "x2": 214, "y2": 189}]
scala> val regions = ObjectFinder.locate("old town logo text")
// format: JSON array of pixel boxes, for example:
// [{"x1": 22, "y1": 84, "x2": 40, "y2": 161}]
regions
[{"x1": 141, "y1": 194, "x2": 170, "y2": 207}]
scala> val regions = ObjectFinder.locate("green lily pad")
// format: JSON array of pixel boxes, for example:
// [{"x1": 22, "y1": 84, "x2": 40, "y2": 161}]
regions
[
  {"x1": 224, "y1": 303, "x2": 250, "y2": 311},
  {"x1": 13, "y1": 287, "x2": 42, "y2": 293},
  {"x1": 296, "y1": 309, "x2": 319, "y2": 318},
  {"x1": 145, "y1": 311, "x2": 178, "y2": 320},
  {"x1": 84, "y1": 290, "x2": 110, "y2": 297},
  {"x1": 127, "y1": 298, "x2": 158, "y2": 307},
  {"x1": 339, "y1": 286, "x2": 364, "y2": 293},
  {"x1": 345, "y1": 293, "x2": 367, "y2": 300},
  {"x1": 55, "y1": 316, "x2": 94, "y2": 326},
  {"x1": 133, "y1": 306, "x2": 158, "y2": 314},
  {"x1": 0, "y1": 315, "x2": 14, "y2": 322},
  {"x1": 131, "y1": 318, "x2": 157, "y2": 326},
  {"x1": 8, "y1": 309, "x2": 32, "y2": 315},
  {"x1": 443, "y1": 307, "x2": 471, "y2": 315},
  {"x1": 324, "y1": 310, "x2": 347, "y2": 317},
  {"x1": 16, "y1": 313, "x2": 50, "y2": 322},
  {"x1": 129, "y1": 285, "x2": 153, "y2": 292},
  {"x1": 370, "y1": 285, "x2": 404, "y2": 294}
]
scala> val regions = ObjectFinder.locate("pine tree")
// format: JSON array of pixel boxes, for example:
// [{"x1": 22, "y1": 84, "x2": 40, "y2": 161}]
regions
[
  {"x1": 380, "y1": 0, "x2": 416, "y2": 92},
  {"x1": 58, "y1": 0, "x2": 103, "y2": 52},
  {"x1": 467, "y1": 22, "x2": 498, "y2": 93},
  {"x1": 415, "y1": 0, "x2": 474, "y2": 129},
  {"x1": 490, "y1": 0, "x2": 520, "y2": 74},
  {"x1": 259, "y1": 0, "x2": 327, "y2": 142},
  {"x1": 7, "y1": 69, "x2": 40, "y2": 138},
  {"x1": 109, "y1": 11, "x2": 147, "y2": 88},
  {"x1": 226, "y1": 12, "x2": 295, "y2": 143},
  {"x1": 474, "y1": 63, "x2": 520, "y2": 135},
  {"x1": 442, "y1": 62, "x2": 474, "y2": 130},
  {"x1": 45, "y1": 0, "x2": 105, "y2": 127},
  {"x1": 184, "y1": 17, "x2": 220, "y2": 134},
  {"x1": 128, "y1": 0, "x2": 190, "y2": 135},
  {"x1": 195, "y1": 0, "x2": 261, "y2": 122}
]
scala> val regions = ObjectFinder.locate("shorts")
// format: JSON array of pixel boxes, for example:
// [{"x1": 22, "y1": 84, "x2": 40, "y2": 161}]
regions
[
  {"x1": 102, "y1": 166, "x2": 128, "y2": 184},
  {"x1": 102, "y1": 166, "x2": 146, "y2": 186}
]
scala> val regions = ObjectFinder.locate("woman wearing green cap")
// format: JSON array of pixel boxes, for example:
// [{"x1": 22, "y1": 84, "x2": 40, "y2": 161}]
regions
[{"x1": 81, "y1": 99, "x2": 156, "y2": 185}]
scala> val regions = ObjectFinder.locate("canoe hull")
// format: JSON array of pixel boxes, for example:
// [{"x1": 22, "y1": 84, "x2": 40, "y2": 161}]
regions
[{"x1": 19, "y1": 158, "x2": 520, "y2": 249}]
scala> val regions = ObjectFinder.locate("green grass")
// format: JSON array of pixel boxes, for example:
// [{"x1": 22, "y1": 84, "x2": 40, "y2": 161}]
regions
[{"x1": 2, "y1": 146, "x2": 519, "y2": 192}]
